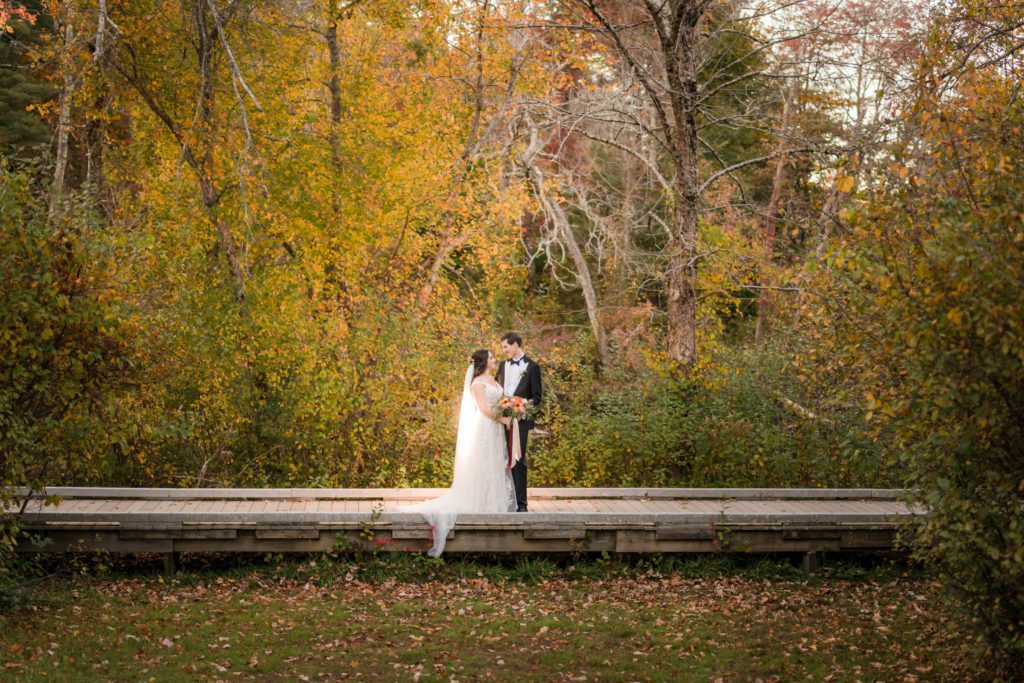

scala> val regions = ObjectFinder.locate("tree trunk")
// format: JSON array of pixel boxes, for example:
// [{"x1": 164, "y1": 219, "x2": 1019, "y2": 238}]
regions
[
  {"x1": 538, "y1": 183, "x2": 609, "y2": 366},
  {"x1": 663, "y1": 2, "x2": 701, "y2": 370},
  {"x1": 84, "y1": 83, "x2": 115, "y2": 220},
  {"x1": 198, "y1": 173, "x2": 248, "y2": 298},
  {"x1": 84, "y1": 90, "x2": 104, "y2": 189},
  {"x1": 326, "y1": 11, "x2": 343, "y2": 215},
  {"x1": 755, "y1": 159, "x2": 784, "y2": 344},
  {"x1": 519, "y1": 107, "x2": 609, "y2": 366},
  {"x1": 418, "y1": 222, "x2": 457, "y2": 309},
  {"x1": 195, "y1": 0, "x2": 247, "y2": 301},
  {"x1": 666, "y1": 194, "x2": 698, "y2": 368},
  {"x1": 49, "y1": 23, "x2": 75, "y2": 221},
  {"x1": 756, "y1": 81, "x2": 795, "y2": 344}
]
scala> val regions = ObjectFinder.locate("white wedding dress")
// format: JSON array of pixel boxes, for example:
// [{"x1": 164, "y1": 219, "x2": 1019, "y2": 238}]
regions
[{"x1": 399, "y1": 365, "x2": 516, "y2": 556}]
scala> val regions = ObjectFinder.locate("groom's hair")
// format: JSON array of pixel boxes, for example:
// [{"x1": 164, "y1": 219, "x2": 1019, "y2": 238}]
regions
[{"x1": 501, "y1": 332, "x2": 523, "y2": 347}]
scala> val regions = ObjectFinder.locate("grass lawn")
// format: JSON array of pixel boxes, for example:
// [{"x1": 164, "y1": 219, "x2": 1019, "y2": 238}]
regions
[{"x1": 0, "y1": 553, "x2": 977, "y2": 681}]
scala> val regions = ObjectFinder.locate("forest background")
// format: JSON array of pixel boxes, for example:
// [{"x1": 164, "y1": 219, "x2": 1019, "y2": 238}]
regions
[{"x1": 1, "y1": 0, "x2": 1021, "y2": 672}]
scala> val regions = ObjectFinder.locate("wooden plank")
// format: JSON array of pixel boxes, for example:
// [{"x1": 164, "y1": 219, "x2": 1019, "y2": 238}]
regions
[
  {"x1": 181, "y1": 529, "x2": 237, "y2": 540},
  {"x1": 768, "y1": 500, "x2": 819, "y2": 518},
  {"x1": 550, "y1": 498, "x2": 577, "y2": 514},
  {"x1": 614, "y1": 528, "x2": 658, "y2": 552},
  {"x1": 567, "y1": 499, "x2": 600, "y2": 514},
  {"x1": 392, "y1": 528, "x2": 432, "y2": 540},
  {"x1": 761, "y1": 500, "x2": 804, "y2": 516},
  {"x1": 10, "y1": 486, "x2": 908, "y2": 501},
  {"x1": 523, "y1": 524, "x2": 586, "y2": 540},
  {"x1": 212, "y1": 500, "x2": 234, "y2": 514},
  {"x1": 827, "y1": 500, "x2": 866, "y2": 515},
  {"x1": 107, "y1": 500, "x2": 137, "y2": 513},
  {"x1": 783, "y1": 527, "x2": 842, "y2": 541},
  {"x1": 239, "y1": 501, "x2": 261, "y2": 515},
  {"x1": 589, "y1": 497, "x2": 618, "y2": 511},
  {"x1": 393, "y1": 527, "x2": 452, "y2": 540},
  {"x1": 66, "y1": 499, "x2": 96, "y2": 513},
  {"x1": 177, "y1": 536, "x2": 337, "y2": 553},
  {"x1": 18, "y1": 533, "x2": 175, "y2": 553},
  {"x1": 593, "y1": 499, "x2": 634, "y2": 513},
  {"x1": 720, "y1": 497, "x2": 770, "y2": 511},
  {"x1": 11, "y1": 486, "x2": 919, "y2": 558},
  {"x1": 94, "y1": 500, "x2": 122, "y2": 514},
  {"x1": 255, "y1": 528, "x2": 320, "y2": 540},
  {"x1": 681, "y1": 500, "x2": 726, "y2": 514},
  {"x1": 645, "y1": 499, "x2": 681, "y2": 513},
  {"x1": 119, "y1": 529, "x2": 182, "y2": 540},
  {"x1": 655, "y1": 525, "x2": 715, "y2": 540},
  {"x1": 618, "y1": 498, "x2": 650, "y2": 514}
]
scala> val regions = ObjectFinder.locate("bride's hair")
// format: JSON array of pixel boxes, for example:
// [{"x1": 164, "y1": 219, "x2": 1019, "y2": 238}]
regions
[{"x1": 469, "y1": 349, "x2": 490, "y2": 379}]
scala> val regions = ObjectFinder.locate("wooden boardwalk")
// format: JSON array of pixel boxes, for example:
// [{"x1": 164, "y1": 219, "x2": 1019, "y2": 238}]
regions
[{"x1": 8, "y1": 487, "x2": 917, "y2": 571}]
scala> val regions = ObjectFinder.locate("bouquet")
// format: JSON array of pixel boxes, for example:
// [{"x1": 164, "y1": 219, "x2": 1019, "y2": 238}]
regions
[{"x1": 497, "y1": 395, "x2": 537, "y2": 422}]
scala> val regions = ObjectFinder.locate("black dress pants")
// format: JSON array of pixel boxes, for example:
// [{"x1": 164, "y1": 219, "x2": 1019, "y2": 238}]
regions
[{"x1": 511, "y1": 426, "x2": 529, "y2": 511}]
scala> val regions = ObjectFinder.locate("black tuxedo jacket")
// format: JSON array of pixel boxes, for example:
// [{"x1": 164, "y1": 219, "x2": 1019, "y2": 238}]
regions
[{"x1": 495, "y1": 355, "x2": 542, "y2": 430}]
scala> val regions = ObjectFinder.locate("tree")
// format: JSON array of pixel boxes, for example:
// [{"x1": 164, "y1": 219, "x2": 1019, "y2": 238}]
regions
[
  {"x1": 555, "y1": 0, "x2": 818, "y2": 371},
  {"x1": 797, "y1": 2, "x2": 1024, "y2": 671},
  {"x1": 1, "y1": 163, "x2": 135, "y2": 524},
  {"x1": 95, "y1": 0, "x2": 260, "y2": 301},
  {"x1": 0, "y1": 2, "x2": 52, "y2": 156},
  {"x1": 517, "y1": 107, "x2": 611, "y2": 365}
]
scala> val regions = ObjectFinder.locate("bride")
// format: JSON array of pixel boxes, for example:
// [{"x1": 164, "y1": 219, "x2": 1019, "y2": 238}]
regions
[{"x1": 400, "y1": 349, "x2": 517, "y2": 556}]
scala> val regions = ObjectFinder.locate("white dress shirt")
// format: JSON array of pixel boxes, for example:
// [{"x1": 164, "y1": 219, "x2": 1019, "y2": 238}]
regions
[{"x1": 502, "y1": 355, "x2": 527, "y2": 396}]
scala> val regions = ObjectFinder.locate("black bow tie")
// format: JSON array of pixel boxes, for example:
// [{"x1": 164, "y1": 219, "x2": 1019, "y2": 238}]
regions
[{"x1": 509, "y1": 359, "x2": 522, "y2": 366}]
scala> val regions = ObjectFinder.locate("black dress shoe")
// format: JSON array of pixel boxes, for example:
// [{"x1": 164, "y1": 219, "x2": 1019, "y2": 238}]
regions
[{"x1": 516, "y1": 507, "x2": 528, "y2": 512}]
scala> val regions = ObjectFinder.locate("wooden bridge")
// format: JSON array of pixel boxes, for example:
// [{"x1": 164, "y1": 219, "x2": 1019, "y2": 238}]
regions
[{"x1": 7, "y1": 487, "x2": 918, "y2": 573}]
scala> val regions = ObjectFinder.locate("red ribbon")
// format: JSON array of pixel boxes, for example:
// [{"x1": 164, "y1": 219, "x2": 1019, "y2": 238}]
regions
[{"x1": 505, "y1": 420, "x2": 522, "y2": 469}]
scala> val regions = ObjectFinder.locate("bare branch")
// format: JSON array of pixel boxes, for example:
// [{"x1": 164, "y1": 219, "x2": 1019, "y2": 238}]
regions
[{"x1": 699, "y1": 147, "x2": 816, "y2": 195}]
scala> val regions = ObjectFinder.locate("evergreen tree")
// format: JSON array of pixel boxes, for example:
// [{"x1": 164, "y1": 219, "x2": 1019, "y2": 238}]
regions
[{"x1": 0, "y1": 2, "x2": 53, "y2": 156}]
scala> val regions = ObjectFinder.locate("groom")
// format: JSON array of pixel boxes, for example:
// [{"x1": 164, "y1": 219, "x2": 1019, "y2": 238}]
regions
[{"x1": 495, "y1": 332, "x2": 542, "y2": 512}]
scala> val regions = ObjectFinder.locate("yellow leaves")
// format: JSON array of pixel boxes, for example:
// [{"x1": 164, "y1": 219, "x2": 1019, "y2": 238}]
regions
[
  {"x1": 946, "y1": 307, "x2": 965, "y2": 326},
  {"x1": 836, "y1": 175, "x2": 856, "y2": 193}
]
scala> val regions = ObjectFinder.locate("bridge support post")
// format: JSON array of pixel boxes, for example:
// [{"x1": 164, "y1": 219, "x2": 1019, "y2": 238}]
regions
[
  {"x1": 163, "y1": 551, "x2": 180, "y2": 576},
  {"x1": 800, "y1": 551, "x2": 821, "y2": 573}
]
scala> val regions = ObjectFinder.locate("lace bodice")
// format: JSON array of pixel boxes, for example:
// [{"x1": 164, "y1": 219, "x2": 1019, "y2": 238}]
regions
[{"x1": 473, "y1": 381, "x2": 503, "y2": 408}]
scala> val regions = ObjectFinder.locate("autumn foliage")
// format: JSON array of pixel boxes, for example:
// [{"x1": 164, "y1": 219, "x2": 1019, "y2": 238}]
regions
[{"x1": 1, "y1": 0, "x2": 1022, "y2": 673}]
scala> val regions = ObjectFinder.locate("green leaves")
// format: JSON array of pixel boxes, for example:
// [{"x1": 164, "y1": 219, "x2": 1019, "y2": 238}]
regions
[{"x1": 0, "y1": 163, "x2": 138, "y2": 604}]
